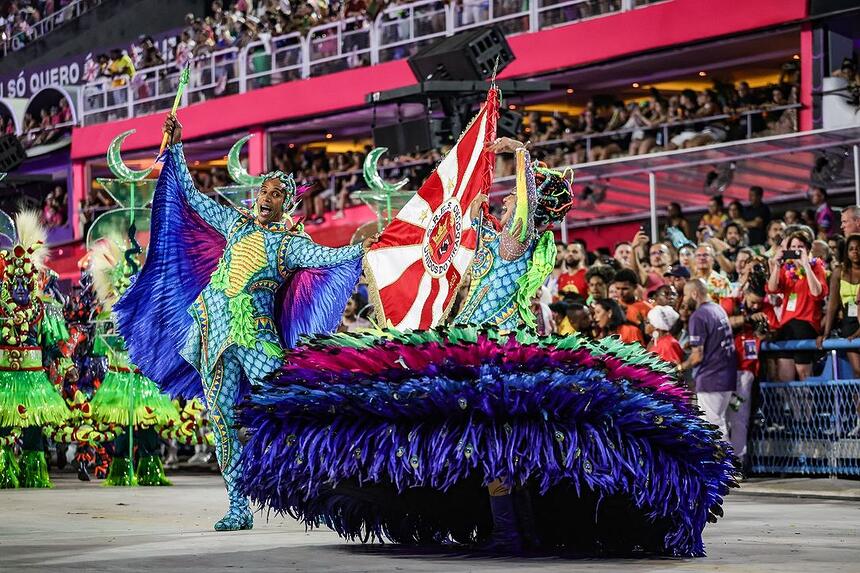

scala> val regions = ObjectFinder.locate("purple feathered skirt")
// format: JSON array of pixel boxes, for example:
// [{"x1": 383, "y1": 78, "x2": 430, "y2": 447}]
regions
[{"x1": 238, "y1": 327, "x2": 738, "y2": 557}]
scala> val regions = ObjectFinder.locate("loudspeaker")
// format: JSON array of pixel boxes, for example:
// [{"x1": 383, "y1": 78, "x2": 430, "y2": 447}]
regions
[
  {"x1": 373, "y1": 117, "x2": 456, "y2": 155},
  {"x1": 0, "y1": 134, "x2": 25, "y2": 173},
  {"x1": 408, "y1": 26, "x2": 514, "y2": 82},
  {"x1": 497, "y1": 109, "x2": 522, "y2": 138},
  {"x1": 373, "y1": 118, "x2": 431, "y2": 156}
]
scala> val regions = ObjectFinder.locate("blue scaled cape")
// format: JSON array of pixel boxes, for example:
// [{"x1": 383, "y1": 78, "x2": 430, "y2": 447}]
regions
[{"x1": 114, "y1": 148, "x2": 361, "y2": 399}]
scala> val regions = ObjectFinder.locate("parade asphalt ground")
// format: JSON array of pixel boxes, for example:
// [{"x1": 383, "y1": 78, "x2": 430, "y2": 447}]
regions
[{"x1": 1, "y1": 473, "x2": 858, "y2": 573}]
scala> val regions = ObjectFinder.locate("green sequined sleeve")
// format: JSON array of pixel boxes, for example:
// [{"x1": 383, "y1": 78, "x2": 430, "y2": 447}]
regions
[{"x1": 279, "y1": 235, "x2": 364, "y2": 272}]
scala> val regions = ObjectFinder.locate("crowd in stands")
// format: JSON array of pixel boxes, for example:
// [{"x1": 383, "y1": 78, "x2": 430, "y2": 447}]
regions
[
  {"x1": 278, "y1": 67, "x2": 802, "y2": 222},
  {"x1": 18, "y1": 98, "x2": 73, "y2": 148},
  {"x1": 87, "y1": 0, "x2": 401, "y2": 82},
  {"x1": 81, "y1": 64, "x2": 802, "y2": 226},
  {"x1": 507, "y1": 65, "x2": 800, "y2": 174},
  {"x1": 0, "y1": 0, "x2": 100, "y2": 51},
  {"x1": 270, "y1": 143, "x2": 441, "y2": 224}
]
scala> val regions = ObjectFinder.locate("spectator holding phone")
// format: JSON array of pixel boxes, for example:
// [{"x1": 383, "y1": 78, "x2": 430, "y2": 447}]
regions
[
  {"x1": 720, "y1": 266, "x2": 777, "y2": 471},
  {"x1": 768, "y1": 231, "x2": 828, "y2": 381},
  {"x1": 698, "y1": 195, "x2": 728, "y2": 238},
  {"x1": 819, "y1": 234, "x2": 860, "y2": 377}
]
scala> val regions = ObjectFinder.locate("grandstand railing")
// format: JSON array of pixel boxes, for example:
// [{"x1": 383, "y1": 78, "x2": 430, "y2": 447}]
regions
[
  {"x1": 79, "y1": 0, "x2": 658, "y2": 125},
  {"x1": 2, "y1": 0, "x2": 106, "y2": 56},
  {"x1": 751, "y1": 338, "x2": 860, "y2": 478},
  {"x1": 526, "y1": 104, "x2": 800, "y2": 156}
]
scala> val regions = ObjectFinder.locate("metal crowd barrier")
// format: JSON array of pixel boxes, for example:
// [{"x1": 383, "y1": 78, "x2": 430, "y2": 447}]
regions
[{"x1": 751, "y1": 338, "x2": 860, "y2": 477}]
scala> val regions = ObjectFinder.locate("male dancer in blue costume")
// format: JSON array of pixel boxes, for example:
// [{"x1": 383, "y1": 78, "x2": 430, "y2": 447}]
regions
[{"x1": 115, "y1": 114, "x2": 379, "y2": 531}]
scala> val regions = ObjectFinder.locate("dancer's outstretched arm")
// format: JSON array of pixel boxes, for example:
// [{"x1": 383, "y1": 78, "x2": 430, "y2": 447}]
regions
[
  {"x1": 163, "y1": 113, "x2": 241, "y2": 237},
  {"x1": 279, "y1": 233, "x2": 379, "y2": 272}
]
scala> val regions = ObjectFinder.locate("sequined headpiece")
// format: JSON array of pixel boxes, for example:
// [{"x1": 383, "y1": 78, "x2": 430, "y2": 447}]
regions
[
  {"x1": 261, "y1": 170, "x2": 297, "y2": 201},
  {"x1": 533, "y1": 163, "x2": 574, "y2": 227},
  {"x1": 0, "y1": 211, "x2": 48, "y2": 291},
  {"x1": 0, "y1": 243, "x2": 41, "y2": 289}
]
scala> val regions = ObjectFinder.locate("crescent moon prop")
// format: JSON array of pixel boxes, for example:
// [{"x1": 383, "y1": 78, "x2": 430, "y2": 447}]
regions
[
  {"x1": 0, "y1": 208, "x2": 16, "y2": 246},
  {"x1": 227, "y1": 135, "x2": 266, "y2": 186},
  {"x1": 107, "y1": 130, "x2": 155, "y2": 182},
  {"x1": 363, "y1": 147, "x2": 409, "y2": 193}
]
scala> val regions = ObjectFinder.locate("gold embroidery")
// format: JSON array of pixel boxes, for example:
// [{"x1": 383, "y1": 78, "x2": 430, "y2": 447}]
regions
[{"x1": 226, "y1": 231, "x2": 267, "y2": 297}]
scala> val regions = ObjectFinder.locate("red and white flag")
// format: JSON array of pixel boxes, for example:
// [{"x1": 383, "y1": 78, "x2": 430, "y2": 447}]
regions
[{"x1": 365, "y1": 88, "x2": 499, "y2": 330}]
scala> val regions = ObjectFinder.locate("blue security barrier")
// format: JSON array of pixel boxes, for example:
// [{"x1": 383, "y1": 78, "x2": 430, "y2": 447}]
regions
[{"x1": 751, "y1": 339, "x2": 860, "y2": 477}]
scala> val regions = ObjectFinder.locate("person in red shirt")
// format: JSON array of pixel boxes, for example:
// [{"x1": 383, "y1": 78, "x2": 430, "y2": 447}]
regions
[
  {"x1": 612, "y1": 268, "x2": 652, "y2": 331},
  {"x1": 646, "y1": 305, "x2": 683, "y2": 365},
  {"x1": 721, "y1": 266, "x2": 777, "y2": 468},
  {"x1": 557, "y1": 241, "x2": 588, "y2": 297},
  {"x1": 59, "y1": 98, "x2": 73, "y2": 123},
  {"x1": 592, "y1": 298, "x2": 645, "y2": 346},
  {"x1": 767, "y1": 231, "x2": 827, "y2": 381}
]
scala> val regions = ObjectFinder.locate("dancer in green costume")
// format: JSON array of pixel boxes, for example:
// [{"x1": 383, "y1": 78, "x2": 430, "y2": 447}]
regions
[
  {"x1": 0, "y1": 212, "x2": 71, "y2": 488},
  {"x1": 88, "y1": 238, "x2": 179, "y2": 486}
]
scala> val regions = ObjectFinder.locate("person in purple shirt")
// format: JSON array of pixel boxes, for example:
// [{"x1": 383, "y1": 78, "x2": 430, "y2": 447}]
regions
[
  {"x1": 677, "y1": 279, "x2": 737, "y2": 439},
  {"x1": 811, "y1": 186, "x2": 835, "y2": 238}
]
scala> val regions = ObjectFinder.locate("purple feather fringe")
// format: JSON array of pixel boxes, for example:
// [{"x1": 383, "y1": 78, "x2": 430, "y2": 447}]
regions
[
  {"x1": 239, "y1": 329, "x2": 738, "y2": 557},
  {"x1": 114, "y1": 150, "x2": 225, "y2": 399}
]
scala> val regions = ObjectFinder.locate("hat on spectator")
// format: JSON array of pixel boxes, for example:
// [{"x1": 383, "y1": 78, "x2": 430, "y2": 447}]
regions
[
  {"x1": 647, "y1": 305, "x2": 680, "y2": 332},
  {"x1": 664, "y1": 264, "x2": 690, "y2": 279}
]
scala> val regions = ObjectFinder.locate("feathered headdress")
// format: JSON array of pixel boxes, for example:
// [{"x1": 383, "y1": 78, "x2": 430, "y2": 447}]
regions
[
  {"x1": 90, "y1": 237, "x2": 135, "y2": 311},
  {"x1": 0, "y1": 211, "x2": 49, "y2": 283}
]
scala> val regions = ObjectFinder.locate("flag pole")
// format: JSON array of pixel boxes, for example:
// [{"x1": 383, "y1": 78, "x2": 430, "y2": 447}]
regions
[{"x1": 157, "y1": 63, "x2": 191, "y2": 158}]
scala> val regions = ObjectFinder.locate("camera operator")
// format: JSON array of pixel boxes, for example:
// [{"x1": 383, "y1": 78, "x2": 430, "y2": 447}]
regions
[
  {"x1": 720, "y1": 265, "x2": 777, "y2": 473},
  {"x1": 768, "y1": 231, "x2": 828, "y2": 381},
  {"x1": 818, "y1": 234, "x2": 860, "y2": 378}
]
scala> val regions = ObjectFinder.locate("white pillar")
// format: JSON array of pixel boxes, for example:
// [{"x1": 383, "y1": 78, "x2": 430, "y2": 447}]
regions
[
  {"x1": 649, "y1": 171, "x2": 658, "y2": 243},
  {"x1": 854, "y1": 144, "x2": 860, "y2": 206}
]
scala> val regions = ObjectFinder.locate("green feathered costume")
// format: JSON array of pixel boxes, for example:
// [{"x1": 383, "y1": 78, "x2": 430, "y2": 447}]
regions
[
  {"x1": 0, "y1": 212, "x2": 72, "y2": 488},
  {"x1": 88, "y1": 238, "x2": 179, "y2": 486}
]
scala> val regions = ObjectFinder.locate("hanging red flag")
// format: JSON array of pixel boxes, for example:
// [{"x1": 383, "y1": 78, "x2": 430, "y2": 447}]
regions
[{"x1": 365, "y1": 87, "x2": 499, "y2": 329}]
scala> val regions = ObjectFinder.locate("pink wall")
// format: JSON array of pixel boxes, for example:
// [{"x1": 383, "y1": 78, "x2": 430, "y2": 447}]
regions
[
  {"x1": 71, "y1": 62, "x2": 418, "y2": 160},
  {"x1": 567, "y1": 221, "x2": 644, "y2": 253},
  {"x1": 71, "y1": 160, "x2": 87, "y2": 240},
  {"x1": 501, "y1": 0, "x2": 806, "y2": 79},
  {"x1": 799, "y1": 23, "x2": 814, "y2": 131},
  {"x1": 70, "y1": 0, "x2": 808, "y2": 161},
  {"x1": 248, "y1": 127, "x2": 268, "y2": 175}
]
